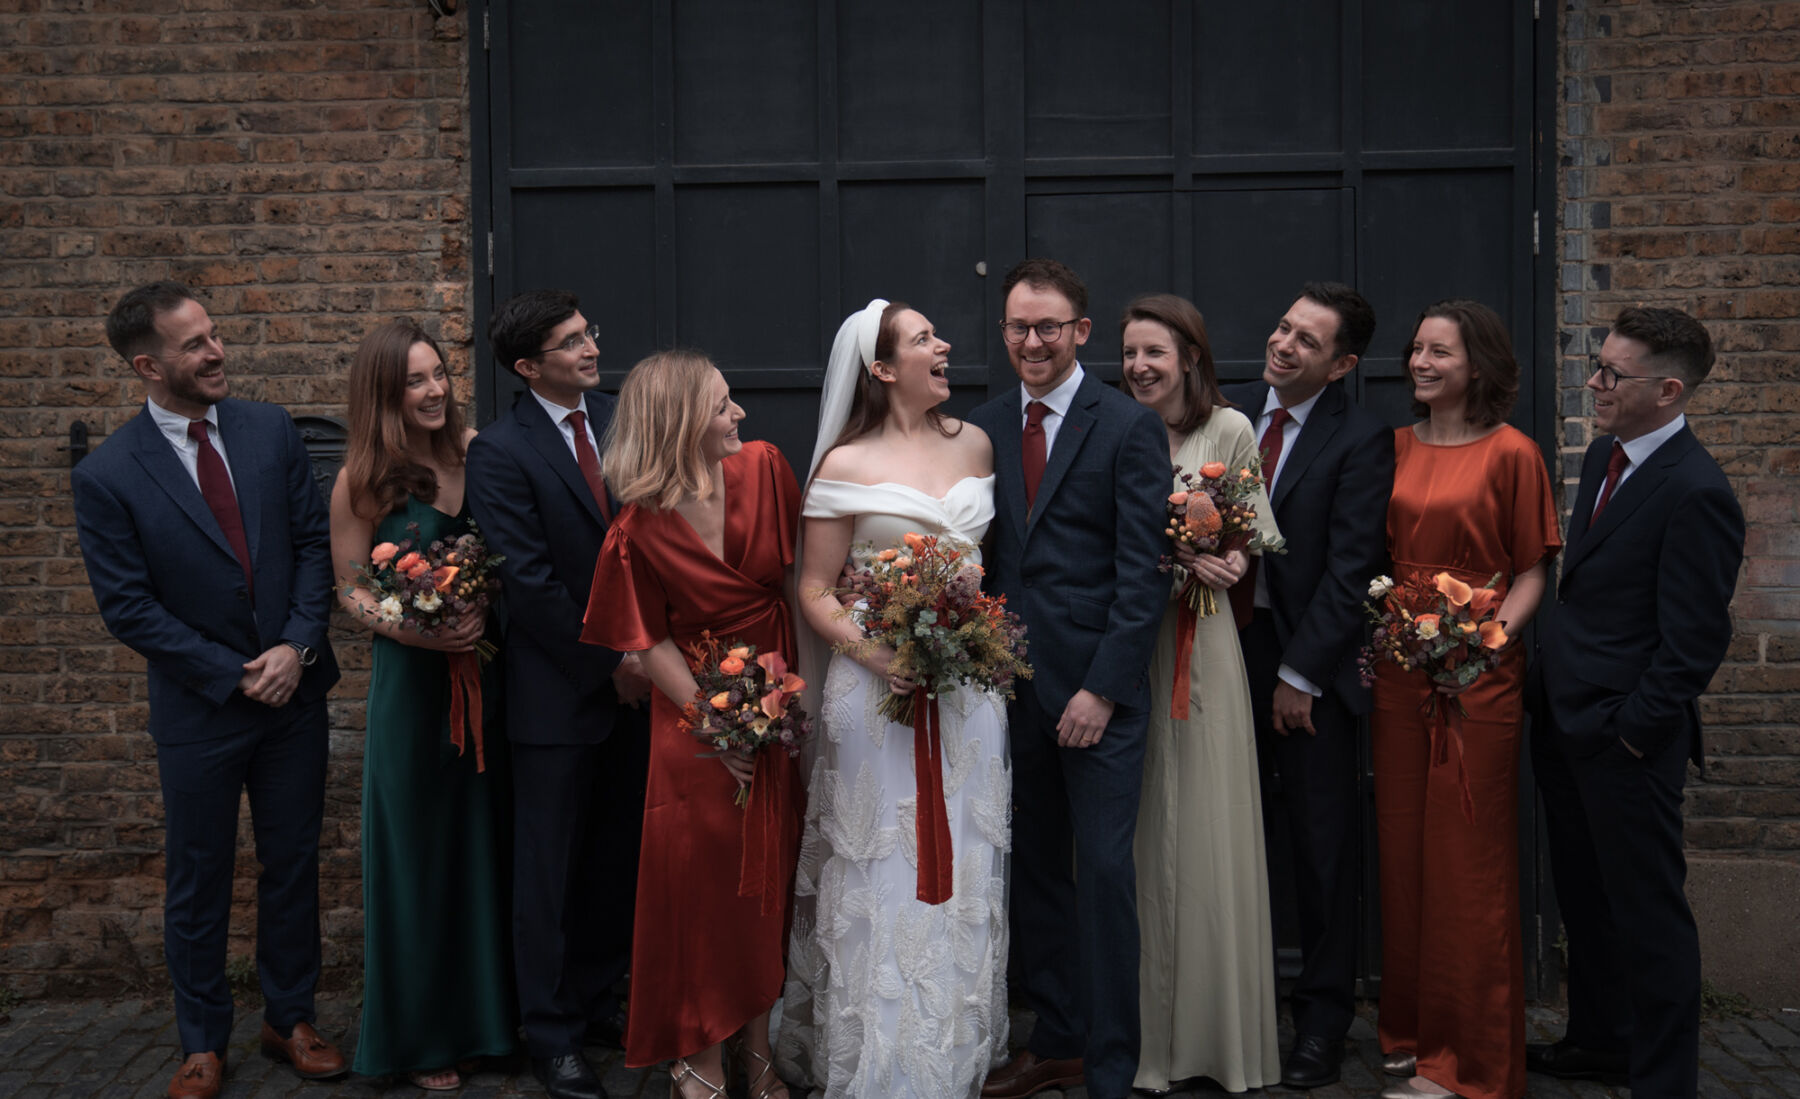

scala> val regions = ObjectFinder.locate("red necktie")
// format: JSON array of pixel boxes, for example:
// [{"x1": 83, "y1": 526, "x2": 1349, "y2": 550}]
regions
[
  {"x1": 1230, "y1": 407, "x2": 1293, "y2": 628},
  {"x1": 1590, "y1": 440, "x2": 1630, "y2": 522},
  {"x1": 187, "y1": 419, "x2": 254, "y2": 596},
  {"x1": 1022, "y1": 400, "x2": 1050, "y2": 510},
  {"x1": 566, "y1": 410, "x2": 613, "y2": 522}
]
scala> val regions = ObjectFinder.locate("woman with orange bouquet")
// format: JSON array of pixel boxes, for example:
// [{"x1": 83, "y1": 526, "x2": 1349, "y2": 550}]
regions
[
  {"x1": 580, "y1": 350, "x2": 803, "y2": 1099},
  {"x1": 329, "y1": 320, "x2": 515, "y2": 1090},
  {"x1": 1371, "y1": 301, "x2": 1560, "y2": 1099},
  {"x1": 1120, "y1": 293, "x2": 1282, "y2": 1093}
]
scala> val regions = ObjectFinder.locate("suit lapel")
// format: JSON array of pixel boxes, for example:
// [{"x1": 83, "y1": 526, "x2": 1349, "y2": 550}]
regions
[
  {"x1": 989, "y1": 390, "x2": 1029, "y2": 542},
  {"x1": 1563, "y1": 429, "x2": 1694, "y2": 581},
  {"x1": 1271, "y1": 383, "x2": 1344, "y2": 512},
  {"x1": 125, "y1": 411, "x2": 239, "y2": 561},
  {"x1": 518, "y1": 391, "x2": 604, "y2": 526},
  {"x1": 215, "y1": 401, "x2": 264, "y2": 569},
  {"x1": 1028, "y1": 374, "x2": 1098, "y2": 536}
]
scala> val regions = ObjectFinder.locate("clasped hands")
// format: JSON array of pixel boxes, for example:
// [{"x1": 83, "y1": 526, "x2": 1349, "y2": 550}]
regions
[{"x1": 1173, "y1": 545, "x2": 1248, "y2": 591}]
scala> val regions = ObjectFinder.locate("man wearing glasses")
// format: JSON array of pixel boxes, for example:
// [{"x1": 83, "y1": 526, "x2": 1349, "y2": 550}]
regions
[
  {"x1": 970, "y1": 258, "x2": 1168, "y2": 1099},
  {"x1": 1527, "y1": 306, "x2": 1744, "y2": 1098},
  {"x1": 467, "y1": 291, "x2": 653, "y2": 1099}
]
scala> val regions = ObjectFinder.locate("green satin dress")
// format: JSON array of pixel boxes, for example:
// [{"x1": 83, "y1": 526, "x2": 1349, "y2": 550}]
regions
[{"x1": 352, "y1": 496, "x2": 515, "y2": 1077}]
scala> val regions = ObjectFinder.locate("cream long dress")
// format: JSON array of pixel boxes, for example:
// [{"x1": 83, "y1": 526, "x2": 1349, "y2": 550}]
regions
[{"x1": 1134, "y1": 406, "x2": 1283, "y2": 1093}]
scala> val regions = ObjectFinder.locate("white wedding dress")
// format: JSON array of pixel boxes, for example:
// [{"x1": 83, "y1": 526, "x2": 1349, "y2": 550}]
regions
[{"x1": 777, "y1": 475, "x2": 1011, "y2": 1099}]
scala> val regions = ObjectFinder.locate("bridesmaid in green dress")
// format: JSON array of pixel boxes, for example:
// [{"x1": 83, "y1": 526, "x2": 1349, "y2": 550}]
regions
[{"x1": 330, "y1": 320, "x2": 515, "y2": 1090}]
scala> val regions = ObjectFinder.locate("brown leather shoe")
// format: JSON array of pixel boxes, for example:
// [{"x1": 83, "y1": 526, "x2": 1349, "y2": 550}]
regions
[
  {"x1": 259, "y1": 1020, "x2": 348, "y2": 1079},
  {"x1": 167, "y1": 1051, "x2": 223, "y2": 1099},
  {"x1": 980, "y1": 1050, "x2": 1084, "y2": 1099}
]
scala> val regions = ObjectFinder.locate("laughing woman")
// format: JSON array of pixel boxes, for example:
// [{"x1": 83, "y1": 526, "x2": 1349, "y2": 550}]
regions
[
  {"x1": 1371, "y1": 301, "x2": 1559, "y2": 1099},
  {"x1": 330, "y1": 320, "x2": 515, "y2": 1091}
]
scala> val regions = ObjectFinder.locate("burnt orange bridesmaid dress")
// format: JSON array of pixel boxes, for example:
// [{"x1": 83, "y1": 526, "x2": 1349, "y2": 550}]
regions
[
  {"x1": 580, "y1": 439, "x2": 805, "y2": 1068},
  {"x1": 1371, "y1": 424, "x2": 1559, "y2": 1099}
]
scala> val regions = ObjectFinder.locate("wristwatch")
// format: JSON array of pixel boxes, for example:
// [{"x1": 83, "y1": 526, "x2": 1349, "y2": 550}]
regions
[{"x1": 283, "y1": 640, "x2": 318, "y2": 667}]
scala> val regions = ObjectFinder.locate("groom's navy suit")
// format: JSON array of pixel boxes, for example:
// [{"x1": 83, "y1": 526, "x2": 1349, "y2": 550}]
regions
[
  {"x1": 72, "y1": 398, "x2": 339, "y2": 1055},
  {"x1": 466, "y1": 388, "x2": 648, "y2": 1058},
  {"x1": 1528, "y1": 424, "x2": 1742, "y2": 1098},
  {"x1": 970, "y1": 369, "x2": 1167, "y2": 1099},
  {"x1": 1222, "y1": 378, "x2": 1393, "y2": 1042}
]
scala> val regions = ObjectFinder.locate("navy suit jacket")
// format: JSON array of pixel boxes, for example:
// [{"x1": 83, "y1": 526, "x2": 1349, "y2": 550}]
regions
[
  {"x1": 969, "y1": 371, "x2": 1168, "y2": 715},
  {"x1": 466, "y1": 389, "x2": 626, "y2": 745},
  {"x1": 1532, "y1": 426, "x2": 1743, "y2": 765},
  {"x1": 72, "y1": 399, "x2": 339, "y2": 744},
  {"x1": 1221, "y1": 380, "x2": 1394, "y2": 712}
]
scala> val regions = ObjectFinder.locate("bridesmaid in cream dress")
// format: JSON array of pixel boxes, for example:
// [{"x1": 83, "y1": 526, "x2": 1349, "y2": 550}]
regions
[{"x1": 1121, "y1": 294, "x2": 1281, "y2": 1093}]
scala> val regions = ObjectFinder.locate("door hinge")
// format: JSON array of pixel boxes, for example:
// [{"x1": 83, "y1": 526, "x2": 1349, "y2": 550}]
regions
[
  {"x1": 1532, "y1": 210, "x2": 1540, "y2": 256},
  {"x1": 486, "y1": 232, "x2": 494, "y2": 276},
  {"x1": 483, "y1": 10, "x2": 491, "y2": 50}
]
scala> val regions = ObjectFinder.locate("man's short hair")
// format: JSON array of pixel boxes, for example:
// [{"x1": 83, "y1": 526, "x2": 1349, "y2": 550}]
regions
[
  {"x1": 106, "y1": 281, "x2": 198, "y2": 362},
  {"x1": 1612, "y1": 305, "x2": 1715, "y2": 388},
  {"x1": 490, "y1": 289, "x2": 581, "y2": 378},
  {"x1": 1298, "y1": 281, "x2": 1376, "y2": 361},
  {"x1": 1003, "y1": 258, "x2": 1089, "y2": 319}
]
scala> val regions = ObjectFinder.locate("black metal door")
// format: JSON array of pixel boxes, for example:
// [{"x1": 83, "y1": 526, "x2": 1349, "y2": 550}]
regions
[{"x1": 473, "y1": 0, "x2": 1551, "y2": 995}]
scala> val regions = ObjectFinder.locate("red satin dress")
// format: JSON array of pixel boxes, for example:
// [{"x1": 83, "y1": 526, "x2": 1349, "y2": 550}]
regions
[
  {"x1": 1371, "y1": 425, "x2": 1560, "y2": 1099},
  {"x1": 580, "y1": 440, "x2": 804, "y2": 1067}
]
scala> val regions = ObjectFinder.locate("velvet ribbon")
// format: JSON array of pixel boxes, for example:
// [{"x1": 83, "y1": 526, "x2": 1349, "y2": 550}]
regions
[
  {"x1": 1171, "y1": 595, "x2": 1199, "y2": 721},
  {"x1": 912, "y1": 689, "x2": 953, "y2": 905},
  {"x1": 738, "y1": 746, "x2": 798, "y2": 916},
  {"x1": 1422, "y1": 694, "x2": 1476, "y2": 824},
  {"x1": 446, "y1": 650, "x2": 486, "y2": 773}
]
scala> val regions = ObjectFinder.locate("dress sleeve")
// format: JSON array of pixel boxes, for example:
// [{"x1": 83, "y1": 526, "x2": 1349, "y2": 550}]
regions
[
  {"x1": 763, "y1": 442, "x2": 801, "y2": 569},
  {"x1": 1505, "y1": 429, "x2": 1563, "y2": 574},
  {"x1": 580, "y1": 519, "x2": 668, "y2": 652}
]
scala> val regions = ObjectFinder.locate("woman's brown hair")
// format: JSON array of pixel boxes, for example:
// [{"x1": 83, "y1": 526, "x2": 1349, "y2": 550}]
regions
[
  {"x1": 341, "y1": 319, "x2": 466, "y2": 521},
  {"x1": 1405, "y1": 299, "x2": 1519, "y2": 428},
  {"x1": 1118, "y1": 293, "x2": 1230, "y2": 434}
]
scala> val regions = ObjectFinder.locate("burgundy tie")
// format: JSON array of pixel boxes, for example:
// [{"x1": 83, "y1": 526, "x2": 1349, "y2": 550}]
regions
[
  {"x1": 1230, "y1": 407, "x2": 1293, "y2": 628},
  {"x1": 566, "y1": 410, "x2": 613, "y2": 522},
  {"x1": 188, "y1": 419, "x2": 254, "y2": 596},
  {"x1": 1591, "y1": 440, "x2": 1630, "y2": 522},
  {"x1": 1022, "y1": 400, "x2": 1050, "y2": 510}
]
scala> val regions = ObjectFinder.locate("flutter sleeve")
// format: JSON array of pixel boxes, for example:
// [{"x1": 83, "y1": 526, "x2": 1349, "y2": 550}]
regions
[
  {"x1": 762, "y1": 441, "x2": 801, "y2": 569},
  {"x1": 1505, "y1": 429, "x2": 1563, "y2": 575},
  {"x1": 580, "y1": 517, "x2": 667, "y2": 652}
]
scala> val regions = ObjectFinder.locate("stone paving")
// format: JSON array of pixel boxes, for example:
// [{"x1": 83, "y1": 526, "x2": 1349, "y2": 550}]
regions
[{"x1": 2, "y1": 994, "x2": 1797, "y2": 1098}]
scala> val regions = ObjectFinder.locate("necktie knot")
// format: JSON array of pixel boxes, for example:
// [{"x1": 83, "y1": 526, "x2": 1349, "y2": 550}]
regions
[
  {"x1": 567, "y1": 409, "x2": 586, "y2": 433},
  {"x1": 1025, "y1": 400, "x2": 1050, "y2": 427},
  {"x1": 187, "y1": 419, "x2": 210, "y2": 442},
  {"x1": 1266, "y1": 407, "x2": 1292, "y2": 432},
  {"x1": 1606, "y1": 440, "x2": 1629, "y2": 477}
]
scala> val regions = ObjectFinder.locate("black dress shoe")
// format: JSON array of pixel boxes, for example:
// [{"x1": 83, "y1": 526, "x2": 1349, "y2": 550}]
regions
[
  {"x1": 533, "y1": 1052, "x2": 609, "y2": 1099},
  {"x1": 1526, "y1": 1040, "x2": 1628, "y2": 1085},
  {"x1": 1281, "y1": 1034, "x2": 1343, "y2": 1089}
]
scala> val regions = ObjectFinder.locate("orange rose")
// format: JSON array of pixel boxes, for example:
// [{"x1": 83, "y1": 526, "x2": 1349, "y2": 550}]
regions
[
  {"x1": 728, "y1": 645, "x2": 751, "y2": 660},
  {"x1": 903, "y1": 532, "x2": 927, "y2": 553},
  {"x1": 1434, "y1": 572, "x2": 1473, "y2": 608},
  {"x1": 1200, "y1": 461, "x2": 1227, "y2": 479},
  {"x1": 1479, "y1": 621, "x2": 1509, "y2": 650},
  {"x1": 370, "y1": 542, "x2": 399, "y2": 567},
  {"x1": 432, "y1": 565, "x2": 459, "y2": 592},
  {"x1": 877, "y1": 548, "x2": 899, "y2": 562},
  {"x1": 894, "y1": 556, "x2": 912, "y2": 570},
  {"x1": 719, "y1": 656, "x2": 745, "y2": 675},
  {"x1": 394, "y1": 551, "x2": 422, "y2": 573},
  {"x1": 405, "y1": 560, "x2": 431, "y2": 579},
  {"x1": 709, "y1": 692, "x2": 732, "y2": 710},
  {"x1": 1168, "y1": 491, "x2": 1189, "y2": 505}
]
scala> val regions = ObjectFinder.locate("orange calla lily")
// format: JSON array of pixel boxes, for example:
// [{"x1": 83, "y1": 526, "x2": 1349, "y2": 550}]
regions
[
  {"x1": 1467, "y1": 587, "x2": 1501, "y2": 616},
  {"x1": 756, "y1": 650, "x2": 788, "y2": 680},
  {"x1": 1479, "y1": 621, "x2": 1509, "y2": 649},
  {"x1": 1434, "y1": 572, "x2": 1473, "y2": 608},
  {"x1": 431, "y1": 565, "x2": 459, "y2": 592}
]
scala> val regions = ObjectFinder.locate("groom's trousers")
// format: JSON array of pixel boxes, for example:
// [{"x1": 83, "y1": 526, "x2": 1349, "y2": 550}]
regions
[{"x1": 1008, "y1": 686, "x2": 1149, "y2": 1099}]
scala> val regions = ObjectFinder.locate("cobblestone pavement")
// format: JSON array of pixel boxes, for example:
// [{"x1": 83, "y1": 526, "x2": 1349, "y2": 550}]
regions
[{"x1": 2, "y1": 995, "x2": 1797, "y2": 1097}]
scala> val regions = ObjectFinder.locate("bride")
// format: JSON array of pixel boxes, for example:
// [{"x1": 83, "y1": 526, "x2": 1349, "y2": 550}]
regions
[{"x1": 776, "y1": 300, "x2": 1011, "y2": 1098}]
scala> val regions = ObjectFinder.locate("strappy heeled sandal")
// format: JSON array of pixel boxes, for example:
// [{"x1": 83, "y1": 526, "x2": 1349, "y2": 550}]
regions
[
  {"x1": 669, "y1": 1057, "x2": 728, "y2": 1099},
  {"x1": 735, "y1": 1045, "x2": 791, "y2": 1099}
]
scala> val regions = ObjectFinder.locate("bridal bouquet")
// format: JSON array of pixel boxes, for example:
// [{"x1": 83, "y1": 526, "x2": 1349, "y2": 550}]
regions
[
  {"x1": 677, "y1": 632, "x2": 810, "y2": 807},
  {"x1": 1359, "y1": 570, "x2": 1509, "y2": 821},
  {"x1": 833, "y1": 531, "x2": 1032, "y2": 727},
  {"x1": 349, "y1": 521, "x2": 504, "y2": 771},
  {"x1": 1162, "y1": 458, "x2": 1285, "y2": 618}
]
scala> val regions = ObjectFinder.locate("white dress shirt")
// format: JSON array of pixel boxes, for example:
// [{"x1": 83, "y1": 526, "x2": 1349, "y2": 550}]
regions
[
  {"x1": 146, "y1": 397, "x2": 237, "y2": 493},
  {"x1": 1596, "y1": 413, "x2": 1686, "y2": 515},
  {"x1": 1252, "y1": 387, "x2": 1328, "y2": 698},
  {"x1": 1018, "y1": 363, "x2": 1087, "y2": 458},
  {"x1": 531, "y1": 388, "x2": 601, "y2": 464}
]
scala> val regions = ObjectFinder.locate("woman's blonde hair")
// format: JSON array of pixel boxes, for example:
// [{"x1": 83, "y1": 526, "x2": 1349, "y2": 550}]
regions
[{"x1": 602, "y1": 348, "x2": 721, "y2": 510}]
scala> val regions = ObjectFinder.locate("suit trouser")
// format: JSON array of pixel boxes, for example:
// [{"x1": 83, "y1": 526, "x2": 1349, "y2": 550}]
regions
[
  {"x1": 1242, "y1": 612, "x2": 1361, "y2": 1041},
  {"x1": 1531, "y1": 725, "x2": 1699, "y2": 1099},
  {"x1": 511, "y1": 711, "x2": 650, "y2": 1059},
  {"x1": 155, "y1": 697, "x2": 329, "y2": 1056},
  {"x1": 1009, "y1": 687, "x2": 1147, "y2": 1099}
]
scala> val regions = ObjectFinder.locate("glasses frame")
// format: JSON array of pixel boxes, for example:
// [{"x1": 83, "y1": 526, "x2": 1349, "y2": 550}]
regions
[
  {"x1": 998, "y1": 318, "x2": 1078, "y2": 345},
  {"x1": 1587, "y1": 353, "x2": 1669, "y2": 392},
  {"x1": 537, "y1": 324, "x2": 601, "y2": 357}
]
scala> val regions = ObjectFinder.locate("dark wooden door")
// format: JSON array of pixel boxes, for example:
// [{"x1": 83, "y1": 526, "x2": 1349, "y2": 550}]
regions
[{"x1": 473, "y1": 0, "x2": 1552, "y2": 996}]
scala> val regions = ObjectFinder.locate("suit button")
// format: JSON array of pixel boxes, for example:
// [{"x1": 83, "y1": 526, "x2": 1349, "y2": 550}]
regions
[
  {"x1": 237, "y1": 591, "x2": 247, "y2": 601},
  {"x1": 1024, "y1": 579, "x2": 1035, "y2": 588}
]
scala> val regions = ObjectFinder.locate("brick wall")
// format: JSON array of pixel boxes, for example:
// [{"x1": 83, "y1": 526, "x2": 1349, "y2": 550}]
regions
[
  {"x1": 0, "y1": 2, "x2": 472, "y2": 998},
  {"x1": 1559, "y1": 0, "x2": 1800, "y2": 1000}
]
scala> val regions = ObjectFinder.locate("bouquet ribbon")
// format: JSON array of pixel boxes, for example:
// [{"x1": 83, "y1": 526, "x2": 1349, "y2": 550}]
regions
[
  {"x1": 446, "y1": 650, "x2": 486, "y2": 773},
  {"x1": 739, "y1": 746, "x2": 798, "y2": 917},
  {"x1": 912, "y1": 689, "x2": 954, "y2": 905},
  {"x1": 1421, "y1": 694, "x2": 1475, "y2": 824},
  {"x1": 1171, "y1": 591, "x2": 1199, "y2": 721}
]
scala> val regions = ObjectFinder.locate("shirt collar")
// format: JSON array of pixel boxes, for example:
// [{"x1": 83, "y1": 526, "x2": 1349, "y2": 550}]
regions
[
  {"x1": 1021, "y1": 362, "x2": 1086, "y2": 418},
  {"x1": 530, "y1": 386, "x2": 584, "y2": 427},
  {"x1": 1617, "y1": 413, "x2": 1685, "y2": 469},
  {"x1": 1259, "y1": 385, "x2": 1324, "y2": 427},
  {"x1": 146, "y1": 396, "x2": 217, "y2": 441}
]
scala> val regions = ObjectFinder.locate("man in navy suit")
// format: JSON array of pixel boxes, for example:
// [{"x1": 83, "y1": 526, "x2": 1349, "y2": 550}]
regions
[
  {"x1": 1223, "y1": 283, "x2": 1393, "y2": 1089},
  {"x1": 1527, "y1": 306, "x2": 1744, "y2": 1098},
  {"x1": 465, "y1": 290, "x2": 651, "y2": 1099},
  {"x1": 72, "y1": 282, "x2": 344, "y2": 1099},
  {"x1": 970, "y1": 259, "x2": 1168, "y2": 1099}
]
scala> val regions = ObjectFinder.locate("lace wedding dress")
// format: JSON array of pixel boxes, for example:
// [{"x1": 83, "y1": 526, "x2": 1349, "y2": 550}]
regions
[{"x1": 777, "y1": 475, "x2": 1011, "y2": 1099}]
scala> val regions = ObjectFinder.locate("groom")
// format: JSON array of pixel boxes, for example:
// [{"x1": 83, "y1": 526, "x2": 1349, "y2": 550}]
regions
[{"x1": 971, "y1": 258, "x2": 1168, "y2": 1099}]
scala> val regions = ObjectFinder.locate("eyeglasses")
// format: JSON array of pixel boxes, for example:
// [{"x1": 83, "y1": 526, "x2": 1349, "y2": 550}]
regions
[
  {"x1": 538, "y1": 324, "x2": 601, "y2": 356},
  {"x1": 999, "y1": 319, "x2": 1078, "y2": 345},
  {"x1": 1587, "y1": 354, "x2": 1668, "y2": 392}
]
